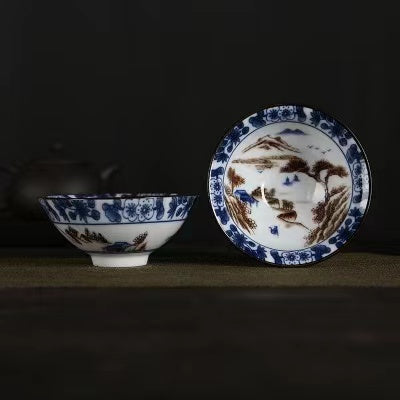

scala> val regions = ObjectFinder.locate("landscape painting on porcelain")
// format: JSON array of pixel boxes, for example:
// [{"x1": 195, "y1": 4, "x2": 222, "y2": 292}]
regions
[{"x1": 209, "y1": 106, "x2": 370, "y2": 266}]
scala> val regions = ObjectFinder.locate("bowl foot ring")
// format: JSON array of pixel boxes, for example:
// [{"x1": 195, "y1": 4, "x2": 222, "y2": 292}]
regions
[{"x1": 89, "y1": 252, "x2": 150, "y2": 268}]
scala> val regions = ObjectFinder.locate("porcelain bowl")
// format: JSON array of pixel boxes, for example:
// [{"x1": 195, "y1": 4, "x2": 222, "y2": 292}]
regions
[
  {"x1": 39, "y1": 193, "x2": 197, "y2": 267},
  {"x1": 208, "y1": 105, "x2": 371, "y2": 266}
]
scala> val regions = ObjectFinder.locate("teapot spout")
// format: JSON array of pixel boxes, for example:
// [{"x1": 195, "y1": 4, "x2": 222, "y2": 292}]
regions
[{"x1": 100, "y1": 164, "x2": 119, "y2": 187}]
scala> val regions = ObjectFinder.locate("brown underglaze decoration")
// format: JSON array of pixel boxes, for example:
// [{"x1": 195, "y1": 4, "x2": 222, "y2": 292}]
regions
[
  {"x1": 278, "y1": 156, "x2": 350, "y2": 238},
  {"x1": 64, "y1": 226, "x2": 110, "y2": 245},
  {"x1": 280, "y1": 158, "x2": 348, "y2": 204},
  {"x1": 252, "y1": 186, "x2": 294, "y2": 212},
  {"x1": 225, "y1": 167, "x2": 256, "y2": 233},
  {"x1": 229, "y1": 133, "x2": 351, "y2": 246},
  {"x1": 251, "y1": 184, "x2": 308, "y2": 231},
  {"x1": 277, "y1": 211, "x2": 311, "y2": 231},
  {"x1": 306, "y1": 185, "x2": 350, "y2": 245},
  {"x1": 132, "y1": 232, "x2": 148, "y2": 251},
  {"x1": 267, "y1": 198, "x2": 294, "y2": 211},
  {"x1": 242, "y1": 135, "x2": 300, "y2": 153},
  {"x1": 233, "y1": 154, "x2": 300, "y2": 171},
  {"x1": 251, "y1": 186, "x2": 276, "y2": 200}
]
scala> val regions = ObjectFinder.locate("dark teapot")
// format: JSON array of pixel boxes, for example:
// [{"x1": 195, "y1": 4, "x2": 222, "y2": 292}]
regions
[{"x1": 4, "y1": 145, "x2": 119, "y2": 220}]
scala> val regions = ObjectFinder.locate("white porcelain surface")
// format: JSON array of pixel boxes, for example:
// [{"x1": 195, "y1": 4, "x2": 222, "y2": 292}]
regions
[
  {"x1": 39, "y1": 194, "x2": 197, "y2": 267},
  {"x1": 227, "y1": 123, "x2": 352, "y2": 251},
  {"x1": 90, "y1": 252, "x2": 150, "y2": 268}
]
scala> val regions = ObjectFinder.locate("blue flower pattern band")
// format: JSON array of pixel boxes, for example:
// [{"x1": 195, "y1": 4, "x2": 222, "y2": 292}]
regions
[{"x1": 39, "y1": 195, "x2": 197, "y2": 225}]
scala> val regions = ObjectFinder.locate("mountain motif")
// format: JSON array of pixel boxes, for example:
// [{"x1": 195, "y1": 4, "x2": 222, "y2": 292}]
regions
[
  {"x1": 103, "y1": 232, "x2": 148, "y2": 253},
  {"x1": 306, "y1": 185, "x2": 350, "y2": 245},
  {"x1": 224, "y1": 167, "x2": 257, "y2": 233},
  {"x1": 277, "y1": 128, "x2": 307, "y2": 135},
  {"x1": 64, "y1": 226, "x2": 110, "y2": 245},
  {"x1": 242, "y1": 135, "x2": 300, "y2": 153},
  {"x1": 232, "y1": 154, "x2": 302, "y2": 171}
]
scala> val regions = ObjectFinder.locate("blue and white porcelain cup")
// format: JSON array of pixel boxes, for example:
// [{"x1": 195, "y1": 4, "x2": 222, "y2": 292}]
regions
[{"x1": 39, "y1": 193, "x2": 197, "y2": 267}]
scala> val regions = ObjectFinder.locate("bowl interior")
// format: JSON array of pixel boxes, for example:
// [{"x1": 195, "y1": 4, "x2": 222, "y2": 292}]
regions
[{"x1": 209, "y1": 105, "x2": 371, "y2": 265}]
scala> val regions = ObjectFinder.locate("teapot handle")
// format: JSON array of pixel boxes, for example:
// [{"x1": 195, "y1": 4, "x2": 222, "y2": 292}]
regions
[{"x1": 100, "y1": 164, "x2": 120, "y2": 189}]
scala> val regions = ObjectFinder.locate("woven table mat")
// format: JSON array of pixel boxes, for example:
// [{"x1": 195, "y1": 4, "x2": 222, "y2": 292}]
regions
[{"x1": 0, "y1": 252, "x2": 398, "y2": 288}]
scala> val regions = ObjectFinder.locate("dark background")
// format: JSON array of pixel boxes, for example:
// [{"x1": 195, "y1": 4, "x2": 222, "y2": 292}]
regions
[
  {"x1": 0, "y1": 0, "x2": 398, "y2": 251},
  {"x1": 1, "y1": 3, "x2": 400, "y2": 399}
]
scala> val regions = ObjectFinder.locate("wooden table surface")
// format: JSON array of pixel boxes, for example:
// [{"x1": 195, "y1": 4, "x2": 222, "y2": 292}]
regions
[
  {"x1": 0, "y1": 249, "x2": 399, "y2": 398},
  {"x1": 0, "y1": 287, "x2": 399, "y2": 399}
]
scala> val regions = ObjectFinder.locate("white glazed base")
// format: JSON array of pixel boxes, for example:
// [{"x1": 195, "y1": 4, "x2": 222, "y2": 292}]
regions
[{"x1": 89, "y1": 252, "x2": 151, "y2": 268}]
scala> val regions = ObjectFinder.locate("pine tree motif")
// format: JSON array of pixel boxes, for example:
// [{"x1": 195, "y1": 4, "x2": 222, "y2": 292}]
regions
[{"x1": 132, "y1": 232, "x2": 148, "y2": 247}]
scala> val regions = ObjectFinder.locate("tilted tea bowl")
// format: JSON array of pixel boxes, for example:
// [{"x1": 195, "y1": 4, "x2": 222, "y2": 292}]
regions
[
  {"x1": 208, "y1": 105, "x2": 371, "y2": 266},
  {"x1": 39, "y1": 193, "x2": 197, "y2": 267}
]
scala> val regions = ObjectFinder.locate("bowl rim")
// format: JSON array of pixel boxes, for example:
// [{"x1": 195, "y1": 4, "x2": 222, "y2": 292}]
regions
[{"x1": 39, "y1": 193, "x2": 198, "y2": 201}]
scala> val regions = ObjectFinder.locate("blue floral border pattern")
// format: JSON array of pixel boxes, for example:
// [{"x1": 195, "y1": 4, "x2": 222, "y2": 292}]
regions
[
  {"x1": 39, "y1": 195, "x2": 197, "y2": 224},
  {"x1": 208, "y1": 105, "x2": 371, "y2": 266}
]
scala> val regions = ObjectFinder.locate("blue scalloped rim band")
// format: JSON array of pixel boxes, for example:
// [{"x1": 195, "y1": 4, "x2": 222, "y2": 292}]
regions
[
  {"x1": 208, "y1": 105, "x2": 371, "y2": 266},
  {"x1": 39, "y1": 195, "x2": 197, "y2": 225}
]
